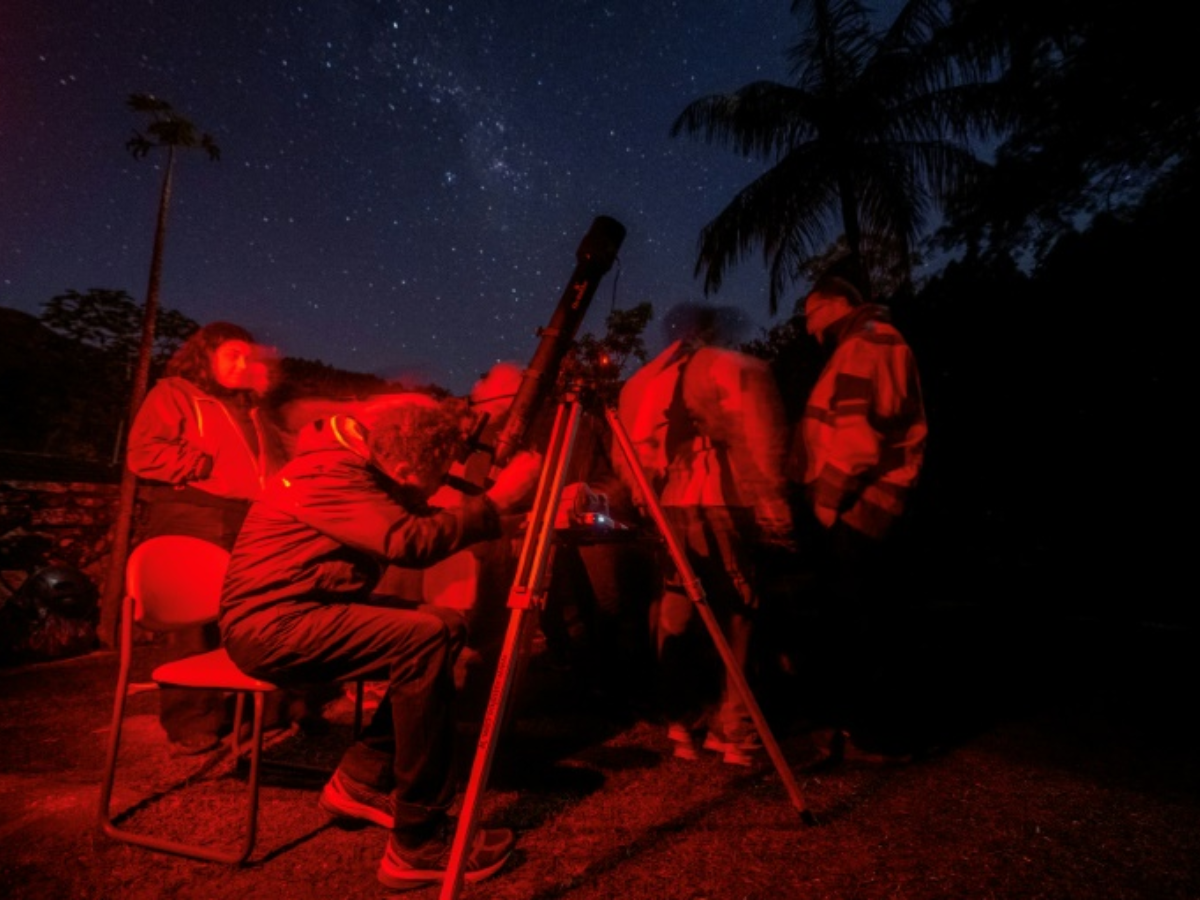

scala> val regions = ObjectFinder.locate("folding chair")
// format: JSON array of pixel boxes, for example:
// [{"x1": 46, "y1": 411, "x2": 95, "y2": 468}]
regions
[{"x1": 97, "y1": 534, "x2": 364, "y2": 864}]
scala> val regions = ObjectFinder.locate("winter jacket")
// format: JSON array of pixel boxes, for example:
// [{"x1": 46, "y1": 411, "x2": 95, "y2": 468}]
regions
[
  {"x1": 219, "y1": 414, "x2": 503, "y2": 637},
  {"x1": 790, "y1": 304, "x2": 927, "y2": 539},
  {"x1": 618, "y1": 340, "x2": 793, "y2": 542},
  {"x1": 127, "y1": 376, "x2": 285, "y2": 502}
]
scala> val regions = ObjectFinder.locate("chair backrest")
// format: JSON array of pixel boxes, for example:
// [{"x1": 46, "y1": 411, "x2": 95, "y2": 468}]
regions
[{"x1": 126, "y1": 535, "x2": 231, "y2": 631}]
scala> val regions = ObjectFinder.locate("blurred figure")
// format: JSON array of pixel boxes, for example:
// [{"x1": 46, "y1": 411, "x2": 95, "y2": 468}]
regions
[
  {"x1": 219, "y1": 399, "x2": 541, "y2": 889},
  {"x1": 617, "y1": 302, "x2": 794, "y2": 766},
  {"x1": 464, "y1": 360, "x2": 658, "y2": 707},
  {"x1": 787, "y1": 267, "x2": 928, "y2": 759},
  {"x1": 467, "y1": 360, "x2": 524, "y2": 427},
  {"x1": 538, "y1": 385, "x2": 657, "y2": 706},
  {"x1": 126, "y1": 321, "x2": 291, "y2": 755}
]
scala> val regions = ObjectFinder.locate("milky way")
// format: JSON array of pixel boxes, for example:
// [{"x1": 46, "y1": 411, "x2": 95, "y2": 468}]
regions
[{"x1": 2, "y1": 1, "x2": 835, "y2": 393}]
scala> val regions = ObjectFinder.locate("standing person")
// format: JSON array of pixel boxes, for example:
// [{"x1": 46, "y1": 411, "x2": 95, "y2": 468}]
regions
[
  {"x1": 787, "y1": 268, "x2": 928, "y2": 759},
  {"x1": 126, "y1": 321, "x2": 290, "y2": 756},
  {"x1": 617, "y1": 302, "x2": 794, "y2": 766},
  {"x1": 218, "y1": 398, "x2": 541, "y2": 889}
]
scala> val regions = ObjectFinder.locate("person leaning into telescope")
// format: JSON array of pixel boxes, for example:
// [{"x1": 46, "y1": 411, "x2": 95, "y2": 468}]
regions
[{"x1": 217, "y1": 395, "x2": 540, "y2": 889}]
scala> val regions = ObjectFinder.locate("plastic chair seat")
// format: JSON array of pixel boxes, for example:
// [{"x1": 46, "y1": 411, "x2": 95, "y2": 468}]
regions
[
  {"x1": 97, "y1": 534, "x2": 362, "y2": 865},
  {"x1": 152, "y1": 649, "x2": 279, "y2": 693}
]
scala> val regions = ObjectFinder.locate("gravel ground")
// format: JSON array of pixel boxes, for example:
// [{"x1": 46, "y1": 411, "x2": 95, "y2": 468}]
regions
[{"x1": 1, "y1": 606, "x2": 1197, "y2": 900}]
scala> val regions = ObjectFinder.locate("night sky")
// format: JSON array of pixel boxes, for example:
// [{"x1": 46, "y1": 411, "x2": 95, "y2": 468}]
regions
[{"x1": 0, "y1": 0, "x2": 847, "y2": 395}]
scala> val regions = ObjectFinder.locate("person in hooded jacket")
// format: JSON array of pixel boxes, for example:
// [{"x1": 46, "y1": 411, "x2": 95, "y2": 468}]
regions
[
  {"x1": 787, "y1": 270, "x2": 928, "y2": 760},
  {"x1": 218, "y1": 396, "x2": 540, "y2": 889},
  {"x1": 126, "y1": 321, "x2": 291, "y2": 755}
]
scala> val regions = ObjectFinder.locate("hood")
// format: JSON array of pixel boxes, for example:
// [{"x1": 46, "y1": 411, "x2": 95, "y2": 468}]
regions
[{"x1": 293, "y1": 413, "x2": 371, "y2": 460}]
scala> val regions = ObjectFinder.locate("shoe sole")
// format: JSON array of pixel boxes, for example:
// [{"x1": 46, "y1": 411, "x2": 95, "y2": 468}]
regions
[
  {"x1": 672, "y1": 743, "x2": 699, "y2": 761},
  {"x1": 702, "y1": 733, "x2": 761, "y2": 766},
  {"x1": 319, "y1": 784, "x2": 394, "y2": 829},
  {"x1": 377, "y1": 850, "x2": 512, "y2": 888}
]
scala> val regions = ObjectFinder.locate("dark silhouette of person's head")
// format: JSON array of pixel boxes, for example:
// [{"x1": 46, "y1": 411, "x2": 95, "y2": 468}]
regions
[
  {"x1": 662, "y1": 301, "x2": 749, "y2": 350},
  {"x1": 809, "y1": 275, "x2": 865, "y2": 308},
  {"x1": 796, "y1": 257, "x2": 871, "y2": 317}
]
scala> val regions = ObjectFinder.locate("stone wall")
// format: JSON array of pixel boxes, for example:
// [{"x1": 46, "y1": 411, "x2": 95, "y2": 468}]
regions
[{"x1": 0, "y1": 478, "x2": 119, "y2": 607}]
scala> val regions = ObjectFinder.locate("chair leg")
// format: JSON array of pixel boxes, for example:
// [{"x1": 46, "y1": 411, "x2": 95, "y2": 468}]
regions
[
  {"x1": 97, "y1": 601, "x2": 136, "y2": 837},
  {"x1": 97, "y1": 678, "x2": 267, "y2": 865},
  {"x1": 238, "y1": 691, "x2": 266, "y2": 862},
  {"x1": 232, "y1": 692, "x2": 248, "y2": 758}
]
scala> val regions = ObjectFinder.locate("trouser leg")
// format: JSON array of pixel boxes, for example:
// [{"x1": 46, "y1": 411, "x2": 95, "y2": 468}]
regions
[
  {"x1": 226, "y1": 601, "x2": 463, "y2": 836},
  {"x1": 655, "y1": 585, "x2": 707, "y2": 727}
]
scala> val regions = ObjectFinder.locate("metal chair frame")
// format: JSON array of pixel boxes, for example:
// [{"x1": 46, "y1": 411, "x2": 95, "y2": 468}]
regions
[{"x1": 96, "y1": 535, "x2": 363, "y2": 864}]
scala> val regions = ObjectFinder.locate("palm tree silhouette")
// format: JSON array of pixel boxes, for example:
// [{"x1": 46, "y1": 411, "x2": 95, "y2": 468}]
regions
[
  {"x1": 671, "y1": 0, "x2": 1003, "y2": 311},
  {"x1": 98, "y1": 95, "x2": 220, "y2": 647}
]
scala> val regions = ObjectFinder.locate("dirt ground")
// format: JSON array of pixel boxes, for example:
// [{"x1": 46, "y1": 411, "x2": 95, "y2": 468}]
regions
[{"x1": 1, "y1": 605, "x2": 1198, "y2": 900}]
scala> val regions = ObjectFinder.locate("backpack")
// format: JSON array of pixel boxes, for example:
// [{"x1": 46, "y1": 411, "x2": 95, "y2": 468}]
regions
[{"x1": 626, "y1": 341, "x2": 695, "y2": 483}]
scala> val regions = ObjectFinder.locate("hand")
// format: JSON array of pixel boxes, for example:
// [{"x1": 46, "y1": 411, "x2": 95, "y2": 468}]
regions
[
  {"x1": 486, "y1": 451, "x2": 542, "y2": 512},
  {"x1": 428, "y1": 483, "x2": 464, "y2": 509}
]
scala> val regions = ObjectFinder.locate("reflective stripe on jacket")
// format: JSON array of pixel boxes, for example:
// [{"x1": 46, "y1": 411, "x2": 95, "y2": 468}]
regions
[
  {"x1": 126, "y1": 376, "x2": 283, "y2": 502},
  {"x1": 793, "y1": 305, "x2": 927, "y2": 539}
]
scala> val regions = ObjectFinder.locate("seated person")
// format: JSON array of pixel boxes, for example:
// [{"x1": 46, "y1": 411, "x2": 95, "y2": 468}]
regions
[{"x1": 218, "y1": 396, "x2": 540, "y2": 889}]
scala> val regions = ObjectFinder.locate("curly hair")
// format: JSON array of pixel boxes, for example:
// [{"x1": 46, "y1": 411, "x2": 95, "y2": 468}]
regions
[
  {"x1": 165, "y1": 321, "x2": 256, "y2": 395},
  {"x1": 367, "y1": 397, "x2": 472, "y2": 487}
]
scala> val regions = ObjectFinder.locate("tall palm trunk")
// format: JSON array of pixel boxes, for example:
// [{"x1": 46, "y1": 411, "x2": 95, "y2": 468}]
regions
[{"x1": 98, "y1": 147, "x2": 175, "y2": 647}]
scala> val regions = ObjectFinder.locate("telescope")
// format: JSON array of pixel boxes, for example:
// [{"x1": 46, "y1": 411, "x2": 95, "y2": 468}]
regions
[
  {"x1": 441, "y1": 213, "x2": 808, "y2": 900},
  {"x1": 486, "y1": 214, "x2": 626, "y2": 477}
]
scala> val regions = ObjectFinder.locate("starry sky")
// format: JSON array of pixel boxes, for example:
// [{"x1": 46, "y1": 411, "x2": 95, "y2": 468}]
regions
[{"x1": 2, "y1": 1, "x2": 863, "y2": 395}]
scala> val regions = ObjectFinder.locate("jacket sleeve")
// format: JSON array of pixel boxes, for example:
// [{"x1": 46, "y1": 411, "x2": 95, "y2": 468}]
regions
[
  {"x1": 282, "y1": 459, "x2": 504, "y2": 568},
  {"x1": 126, "y1": 380, "x2": 214, "y2": 484},
  {"x1": 809, "y1": 339, "x2": 887, "y2": 517}
]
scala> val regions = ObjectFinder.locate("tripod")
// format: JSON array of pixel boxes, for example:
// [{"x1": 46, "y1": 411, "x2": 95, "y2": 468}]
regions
[{"x1": 439, "y1": 381, "x2": 812, "y2": 899}]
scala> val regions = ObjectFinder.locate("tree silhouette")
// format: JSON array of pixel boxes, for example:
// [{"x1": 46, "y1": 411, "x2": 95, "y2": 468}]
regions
[
  {"x1": 98, "y1": 95, "x2": 219, "y2": 648},
  {"x1": 34, "y1": 289, "x2": 197, "y2": 462},
  {"x1": 41, "y1": 288, "x2": 196, "y2": 370},
  {"x1": 561, "y1": 301, "x2": 654, "y2": 408},
  {"x1": 671, "y1": 0, "x2": 1006, "y2": 311},
  {"x1": 934, "y1": 0, "x2": 1200, "y2": 267}
]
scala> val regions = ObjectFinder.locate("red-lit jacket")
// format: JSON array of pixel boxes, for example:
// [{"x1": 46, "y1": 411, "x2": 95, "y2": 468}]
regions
[
  {"x1": 218, "y1": 414, "x2": 502, "y2": 637},
  {"x1": 618, "y1": 340, "x2": 793, "y2": 542},
  {"x1": 127, "y1": 376, "x2": 284, "y2": 502},
  {"x1": 789, "y1": 304, "x2": 927, "y2": 539}
]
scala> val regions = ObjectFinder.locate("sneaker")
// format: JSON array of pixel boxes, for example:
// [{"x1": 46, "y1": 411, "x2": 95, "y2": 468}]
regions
[
  {"x1": 667, "y1": 722, "x2": 699, "y2": 761},
  {"x1": 377, "y1": 822, "x2": 515, "y2": 888},
  {"x1": 319, "y1": 769, "x2": 395, "y2": 829},
  {"x1": 702, "y1": 730, "x2": 763, "y2": 767}
]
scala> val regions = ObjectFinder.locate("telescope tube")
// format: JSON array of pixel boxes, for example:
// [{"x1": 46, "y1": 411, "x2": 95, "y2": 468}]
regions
[{"x1": 488, "y1": 214, "x2": 626, "y2": 476}]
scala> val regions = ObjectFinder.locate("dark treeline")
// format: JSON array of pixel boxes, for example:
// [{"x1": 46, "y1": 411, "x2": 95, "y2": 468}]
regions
[
  {"x1": 2, "y1": 181, "x2": 1187, "y2": 626},
  {"x1": 2, "y1": 0, "x2": 1195, "y2": 628}
]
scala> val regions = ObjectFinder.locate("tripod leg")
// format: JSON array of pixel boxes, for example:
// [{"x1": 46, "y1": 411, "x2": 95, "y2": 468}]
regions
[
  {"x1": 439, "y1": 398, "x2": 585, "y2": 900},
  {"x1": 605, "y1": 408, "x2": 811, "y2": 819}
]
